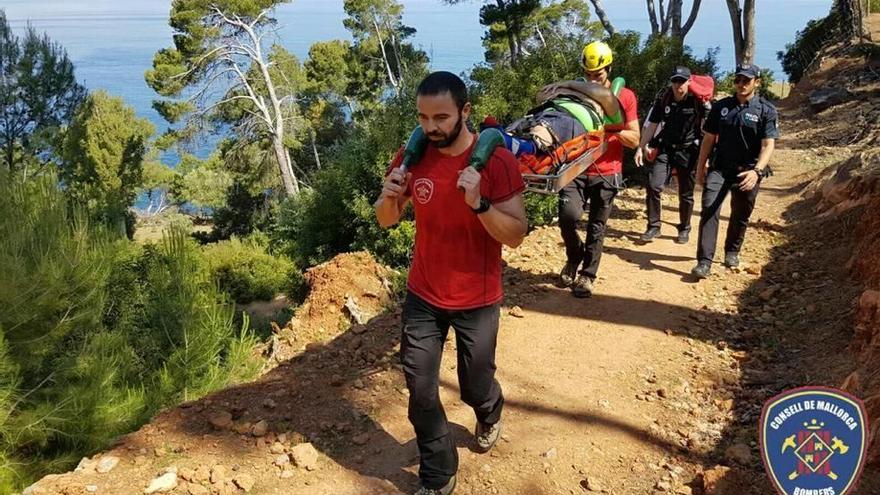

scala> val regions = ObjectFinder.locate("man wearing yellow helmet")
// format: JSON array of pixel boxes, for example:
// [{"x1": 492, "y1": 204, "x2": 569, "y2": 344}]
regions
[{"x1": 544, "y1": 40, "x2": 641, "y2": 298}]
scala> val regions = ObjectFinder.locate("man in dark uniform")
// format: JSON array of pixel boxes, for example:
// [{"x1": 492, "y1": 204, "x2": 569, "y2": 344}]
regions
[
  {"x1": 691, "y1": 63, "x2": 778, "y2": 278},
  {"x1": 635, "y1": 66, "x2": 706, "y2": 244}
]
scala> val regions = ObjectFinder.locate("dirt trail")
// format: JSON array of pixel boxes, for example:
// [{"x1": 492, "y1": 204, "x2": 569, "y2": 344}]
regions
[{"x1": 28, "y1": 62, "x2": 880, "y2": 495}]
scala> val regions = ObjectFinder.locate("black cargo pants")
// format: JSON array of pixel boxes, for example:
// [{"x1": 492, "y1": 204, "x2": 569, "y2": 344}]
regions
[
  {"x1": 558, "y1": 174, "x2": 620, "y2": 280},
  {"x1": 646, "y1": 146, "x2": 697, "y2": 233},
  {"x1": 400, "y1": 291, "x2": 504, "y2": 489},
  {"x1": 696, "y1": 168, "x2": 761, "y2": 265}
]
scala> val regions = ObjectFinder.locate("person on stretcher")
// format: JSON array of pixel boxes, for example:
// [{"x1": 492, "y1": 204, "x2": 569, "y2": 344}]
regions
[{"x1": 479, "y1": 77, "x2": 627, "y2": 175}]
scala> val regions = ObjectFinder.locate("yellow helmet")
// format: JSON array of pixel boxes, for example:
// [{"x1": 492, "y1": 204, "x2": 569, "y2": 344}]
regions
[{"x1": 581, "y1": 41, "x2": 613, "y2": 71}]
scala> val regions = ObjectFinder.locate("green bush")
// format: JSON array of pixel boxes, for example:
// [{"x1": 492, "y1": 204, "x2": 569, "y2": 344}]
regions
[
  {"x1": 271, "y1": 84, "x2": 421, "y2": 269},
  {"x1": 0, "y1": 172, "x2": 261, "y2": 490},
  {"x1": 202, "y1": 234, "x2": 302, "y2": 304},
  {"x1": 777, "y1": 10, "x2": 841, "y2": 83},
  {"x1": 524, "y1": 193, "x2": 558, "y2": 228}
]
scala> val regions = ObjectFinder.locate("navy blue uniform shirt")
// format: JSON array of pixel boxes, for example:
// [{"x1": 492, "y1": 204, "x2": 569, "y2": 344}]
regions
[
  {"x1": 648, "y1": 93, "x2": 703, "y2": 147},
  {"x1": 703, "y1": 95, "x2": 778, "y2": 170}
]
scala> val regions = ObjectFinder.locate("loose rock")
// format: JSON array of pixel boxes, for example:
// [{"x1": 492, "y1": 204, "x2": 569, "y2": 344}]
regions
[{"x1": 144, "y1": 472, "x2": 178, "y2": 494}]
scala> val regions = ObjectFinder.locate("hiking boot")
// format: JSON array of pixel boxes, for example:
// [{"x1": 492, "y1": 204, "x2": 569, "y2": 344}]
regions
[
  {"x1": 640, "y1": 227, "x2": 661, "y2": 242},
  {"x1": 691, "y1": 262, "x2": 712, "y2": 279},
  {"x1": 414, "y1": 475, "x2": 456, "y2": 495},
  {"x1": 475, "y1": 421, "x2": 501, "y2": 452},
  {"x1": 675, "y1": 230, "x2": 690, "y2": 244},
  {"x1": 724, "y1": 252, "x2": 740, "y2": 268},
  {"x1": 571, "y1": 274, "x2": 594, "y2": 298},
  {"x1": 559, "y1": 260, "x2": 579, "y2": 287}
]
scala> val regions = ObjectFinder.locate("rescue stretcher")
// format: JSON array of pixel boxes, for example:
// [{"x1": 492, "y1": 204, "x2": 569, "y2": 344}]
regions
[
  {"x1": 517, "y1": 131, "x2": 607, "y2": 194},
  {"x1": 396, "y1": 78, "x2": 622, "y2": 194}
]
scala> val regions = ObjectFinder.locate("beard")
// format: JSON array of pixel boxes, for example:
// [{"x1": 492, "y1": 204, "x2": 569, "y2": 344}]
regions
[{"x1": 427, "y1": 113, "x2": 464, "y2": 148}]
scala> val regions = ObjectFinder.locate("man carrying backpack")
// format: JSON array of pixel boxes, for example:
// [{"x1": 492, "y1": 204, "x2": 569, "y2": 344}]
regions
[{"x1": 635, "y1": 66, "x2": 707, "y2": 244}]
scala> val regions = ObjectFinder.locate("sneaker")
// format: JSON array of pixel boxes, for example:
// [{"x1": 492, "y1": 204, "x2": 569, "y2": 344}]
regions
[
  {"x1": 640, "y1": 227, "x2": 661, "y2": 242},
  {"x1": 675, "y1": 230, "x2": 690, "y2": 244},
  {"x1": 571, "y1": 274, "x2": 594, "y2": 298},
  {"x1": 475, "y1": 421, "x2": 501, "y2": 452},
  {"x1": 724, "y1": 252, "x2": 740, "y2": 268},
  {"x1": 691, "y1": 262, "x2": 712, "y2": 279},
  {"x1": 414, "y1": 475, "x2": 456, "y2": 495},
  {"x1": 559, "y1": 260, "x2": 579, "y2": 287}
]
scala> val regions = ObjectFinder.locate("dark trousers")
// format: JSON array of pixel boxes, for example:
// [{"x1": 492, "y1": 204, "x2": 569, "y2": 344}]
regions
[
  {"x1": 558, "y1": 175, "x2": 619, "y2": 280},
  {"x1": 696, "y1": 169, "x2": 761, "y2": 264},
  {"x1": 646, "y1": 148, "x2": 696, "y2": 232},
  {"x1": 401, "y1": 291, "x2": 504, "y2": 489}
]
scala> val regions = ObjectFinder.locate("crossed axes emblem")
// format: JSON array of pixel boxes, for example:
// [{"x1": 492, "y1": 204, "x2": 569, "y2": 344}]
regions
[{"x1": 781, "y1": 434, "x2": 850, "y2": 481}]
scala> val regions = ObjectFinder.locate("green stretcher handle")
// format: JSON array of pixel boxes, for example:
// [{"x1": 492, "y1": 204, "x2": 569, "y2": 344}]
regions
[
  {"x1": 603, "y1": 77, "x2": 626, "y2": 126},
  {"x1": 400, "y1": 126, "x2": 428, "y2": 173},
  {"x1": 458, "y1": 128, "x2": 505, "y2": 192},
  {"x1": 469, "y1": 128, "x2": 505, "y2": 172}
]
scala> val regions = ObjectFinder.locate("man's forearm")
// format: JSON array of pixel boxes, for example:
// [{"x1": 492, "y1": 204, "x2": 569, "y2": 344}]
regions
[
  {"x1": 639, "y1": 123, "x2": 658, "y2": 148},
  {"x1": 375, "y1": 196, "x2": 405, "y2": 228},
  {"x1": 696, "y1": 134, "x2": 715, "y2": 170},
  {"x1": 755, "y1": 139, "x2": 775, "y2": 170},
  {"x1": 617, "y1": 129, "x2": 640, "y2": 149}
]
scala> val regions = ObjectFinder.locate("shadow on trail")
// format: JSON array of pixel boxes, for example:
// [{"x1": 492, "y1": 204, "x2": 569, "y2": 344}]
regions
[{"x1": 699, "y1": 173, "x2": 880, "y2": 493}]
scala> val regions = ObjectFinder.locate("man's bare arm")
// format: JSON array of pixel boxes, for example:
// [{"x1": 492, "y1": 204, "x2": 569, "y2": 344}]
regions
[{"x1": 477, "y1": 194, "x2": 528, "y2": 248}]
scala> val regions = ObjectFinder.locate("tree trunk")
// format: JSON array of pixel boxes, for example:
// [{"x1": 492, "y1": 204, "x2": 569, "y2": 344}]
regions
[
  {"x1": 725, "y1": 0, "x2": 747, "y2": 64},
  {"x1": 742, "y1": 0, "x2": 756, "y2": 64},
  {"x1": 495, "y1": 0, "x2": 518, "y2": 67},
  {"x1": 386, "y1": 21, "x2": 407, "y2": 81},
  {"x1": 646, "y1": 0, "x2": 660, "y2": 35},
  {"x1": 272, "y1": 132, "x2": 298, "y2": 196},
  {"x1": 660, "y1": 0, "x2": 670, "y2": 35},
  {"x1": 252, "y1": 40, "x2": 299, "y2": 196},
  {"x1": 371, "y1": 15, "x2": 399, "y2": 93},
  {"x1": 839, "y1": 0, "x2": 868, "y2": 39},
  {"x1": 4, "y1": 141, "x2": 12, "y2": 172},
  {"x1": 589, "y1": 0, "x2": 617, "y2": 37},
  {"x1": 669, "y1": 0, "x2": 682, "y2": 37},
  {"x1": 310, "y1": 128, "x2": 321, "y2": 170}
]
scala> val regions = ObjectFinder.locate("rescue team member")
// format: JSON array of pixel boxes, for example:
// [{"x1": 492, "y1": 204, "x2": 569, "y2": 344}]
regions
[
  {"x1": 548, "y1": 41, "x2": 640, "y2": 297},
  {"x1": 635, "y1": 66, "x2": 705, "y2": 245},
  {"x1": 374, "y1": 71, "x2": 527, "y2": 495},
  {"x1": 691, "y1": 64, "x2": 778, "y2": 279}
]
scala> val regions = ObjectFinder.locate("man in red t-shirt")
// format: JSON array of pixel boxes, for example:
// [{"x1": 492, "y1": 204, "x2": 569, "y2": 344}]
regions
[
  {"x1": 549, "y1": 41, "x2": 640, "y2": 298},
  {"x1": 375, "y1": 71, "x2": 527, "y2": 495}
]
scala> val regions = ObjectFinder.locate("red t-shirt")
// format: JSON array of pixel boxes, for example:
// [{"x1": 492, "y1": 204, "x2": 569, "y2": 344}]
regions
[
  {"x1": 589, "y1": 86, "x2": 638, "y2": 176},
  {"x1": 388, "y1": 137, "x2": 525, "y2": 310}
]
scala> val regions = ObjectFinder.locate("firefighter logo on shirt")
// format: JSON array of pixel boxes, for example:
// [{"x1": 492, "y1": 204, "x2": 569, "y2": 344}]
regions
[
  {"x1": 413, "y1": 178, "x2": 434, "y2": 205},
  {"x1": 760, "y1": 387, "x2": 869, "y2": 495}
]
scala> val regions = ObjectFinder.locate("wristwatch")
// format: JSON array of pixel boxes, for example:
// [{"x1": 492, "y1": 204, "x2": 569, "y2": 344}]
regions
[{"x1": 471, "y1": 197, "x2": 491, "y2": 214}]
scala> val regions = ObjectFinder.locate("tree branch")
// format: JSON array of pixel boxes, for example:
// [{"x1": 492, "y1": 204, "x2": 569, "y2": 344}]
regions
[
  {"x1": 588, "y1": 0, "x2": 616, "y2": 37},
  {"x1": 681, "y1": 0, "x2": 702, "y2": 37}
]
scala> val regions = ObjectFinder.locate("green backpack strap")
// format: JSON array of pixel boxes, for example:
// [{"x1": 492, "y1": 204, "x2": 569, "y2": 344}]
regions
[{"x1": 553, "y1": 99, "x2": 603, "y2": 132}]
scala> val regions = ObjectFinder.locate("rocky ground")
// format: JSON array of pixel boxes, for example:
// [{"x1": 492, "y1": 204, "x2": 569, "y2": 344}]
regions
[{"x1": 24, "y1": 22, "x2": 880, "y2": 495}]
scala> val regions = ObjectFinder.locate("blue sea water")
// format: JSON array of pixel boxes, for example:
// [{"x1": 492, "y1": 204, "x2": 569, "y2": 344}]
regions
[{"x1": 4, "y1": 0, "x2": 832, "y2": 145}]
